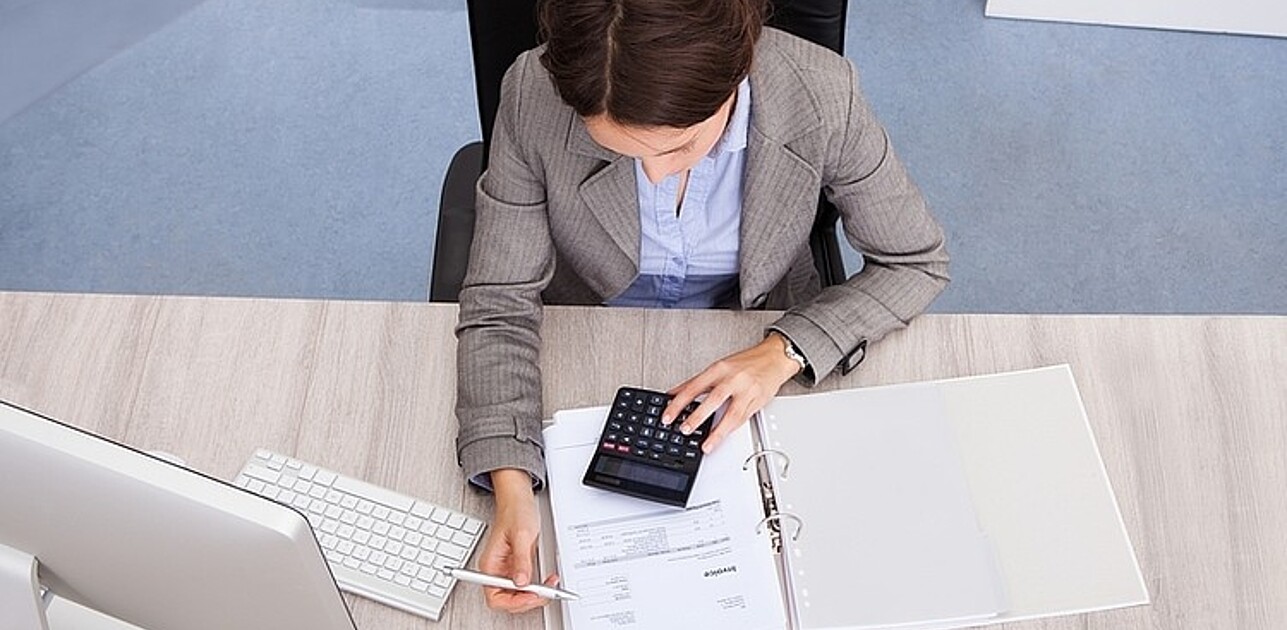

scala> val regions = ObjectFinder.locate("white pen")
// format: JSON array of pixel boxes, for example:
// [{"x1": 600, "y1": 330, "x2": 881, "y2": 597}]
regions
[{"x1": 446, "y1": 566, "x2": 581, "y2": 601}]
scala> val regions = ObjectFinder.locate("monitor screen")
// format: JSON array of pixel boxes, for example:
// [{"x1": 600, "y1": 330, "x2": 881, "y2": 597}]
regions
[{"x1": 0, "y1": 399, "x2": 356, "y2": 630}]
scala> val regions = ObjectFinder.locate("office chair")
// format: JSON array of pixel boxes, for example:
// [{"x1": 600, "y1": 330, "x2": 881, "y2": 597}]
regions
[{"x1": 431, "y1": 0, "x2": 851, "y2": 302}]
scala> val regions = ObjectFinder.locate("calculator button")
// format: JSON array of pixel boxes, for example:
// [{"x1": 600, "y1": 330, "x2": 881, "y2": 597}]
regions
[
  {"x1": 606, "y1": 433, "x2": 618, "y2": 441},
  {"x1": 651, "y1": 443, "x2": 665, "y2": 452},
  {"x1": 609, "y1": 422, "x2": 623, "y2": 431},
  {"x1": 646, "y1": 405, "x2": 661, "y2": 416},
  {"x1": 625, "y1": 425, "x2": 637, "y2": 434},
  {"x1": 684, "y1": 450, "x2": 698, "y2": 459},
  {"x1": 616, "y1": 445, "x2": 630, "y2": 453},
  {"x1": 649, "y1": 452, "x2": 662, "y2": 461},
  {"x1": 602, "y1": 442, "x2": 615, "y2": 450},
  {"x1": 641, "y1": 428, "x2": 653, "y2": 438},
  {"x1": 630, "y1": 399, "x2": 646, "y2": 412},
  {"x1": 686, "y1": 439, "x2": 700, "y2": 448},
  {"x1": 643, "y1": 416, "x2": 657, "y2": 426},
  {"x1": 655, "y1": 430, "x2": 669, "y2": 441},
  {"x1": 648, "y1": 394, "x2": 665, "y2": 406},
  {"x1": 635, "y1": 439, "x2": 650, "y2": 449},
  {"x1": 667, "y1": 446, "x2": 681, "y2": 455},
  {"x1": 621, "y1": 436, "x2": 633, "y2": 445},
  {"x1": 670, "y1": 435, "x2": 683, "y2": 445},
  {"x1": 613, "y1": 410, "x2": 626, "y2": 420},
  {"x1": 632, "y1": 448, "x2": 646, "y2": 456}
]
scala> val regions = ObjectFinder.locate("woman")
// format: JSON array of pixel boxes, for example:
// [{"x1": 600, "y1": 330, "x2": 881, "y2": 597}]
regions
[{"x1": 454, "y1": 0, "x2": 950, "y2": 613}]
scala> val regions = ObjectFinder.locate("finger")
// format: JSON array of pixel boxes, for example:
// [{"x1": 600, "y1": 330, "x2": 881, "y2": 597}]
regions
[
  {"x1": 509, "y1": 530, "x2": 536, "y2": 587},
  {"x1": 477, "y1": 534, "x2": 509, "y2": 574},
  {"x1": 486, "y1": 587, "x2": 545, "y2": 613},
  {"x1": 702, "y1": 394, "x2": 754, "y2": 453},
  {"x1": 682, "y1": 386, "x2": 731, "y2": 435},
  {"x1": 663, "y1": 371, "x2": 717, "y2": 426}
]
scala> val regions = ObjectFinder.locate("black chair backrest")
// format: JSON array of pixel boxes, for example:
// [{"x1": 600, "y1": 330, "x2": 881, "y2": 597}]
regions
[{"x1": 466, "y1": 0, "x2": 850, "y2": 170}]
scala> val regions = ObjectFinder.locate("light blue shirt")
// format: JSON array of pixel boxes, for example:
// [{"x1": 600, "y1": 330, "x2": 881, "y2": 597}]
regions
[{"x1": 606, "y1": 79, "x2": 751, "y2": 309}]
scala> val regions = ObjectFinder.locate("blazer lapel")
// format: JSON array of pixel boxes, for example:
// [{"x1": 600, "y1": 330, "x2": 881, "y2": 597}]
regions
[
  {"x1": 577, "y1": 157, "x2": 640, "y2": 269},
  {"x1": 567, "y1": 115, "x2": 641, "y2": 294}
]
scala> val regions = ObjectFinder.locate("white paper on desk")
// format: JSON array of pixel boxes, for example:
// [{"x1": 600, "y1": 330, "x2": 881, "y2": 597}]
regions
[{"x1": 545, "y1": 407, "x2": 786, "y2": 630}]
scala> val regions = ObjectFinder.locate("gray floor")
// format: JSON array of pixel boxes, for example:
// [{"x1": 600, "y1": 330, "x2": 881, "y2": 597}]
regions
[{"x1": 1, "y1": 0, "x2": 1284, "y2": 313}]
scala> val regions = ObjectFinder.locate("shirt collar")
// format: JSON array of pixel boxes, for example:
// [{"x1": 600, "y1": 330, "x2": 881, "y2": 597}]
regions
[{"x1": 709, "y1": 78, "x2": 751, "y2": 157}]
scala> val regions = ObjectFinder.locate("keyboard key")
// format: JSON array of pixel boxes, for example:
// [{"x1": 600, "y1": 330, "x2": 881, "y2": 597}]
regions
[
  {"x1": 446, "y1": 514, "x2": 467, "y2": 530},
  {"x1": 410, "y1": 502, "x2": 433, "y2": 520},
  {"x1": 451, "y1": 531, "x2": 475, "y2": 547},
  {"x1": 241, "y1": 464, "x2": 281, "y2": 484},
  {"x1": 439, "y1": 543, "x2": 467, "y2": 561},
  {"x1": 463, "y1": 519, "x2": 483, "y2": 535}
]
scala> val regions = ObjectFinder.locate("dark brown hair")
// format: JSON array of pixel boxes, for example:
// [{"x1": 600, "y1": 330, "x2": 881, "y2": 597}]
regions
[{"x1": 538, "y1": 0, "x2": 765, "y2": 128}]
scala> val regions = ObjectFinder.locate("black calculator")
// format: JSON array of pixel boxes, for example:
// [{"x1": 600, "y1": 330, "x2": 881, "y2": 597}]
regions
[{"x1": 582, "y1": 387, "x2": 714, "y2": 507}]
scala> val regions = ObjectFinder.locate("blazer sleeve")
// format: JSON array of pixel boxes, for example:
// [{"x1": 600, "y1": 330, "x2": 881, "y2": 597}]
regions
[
  {"x1": 454, "y1": 53, "x2": 555, "y2": 488},
  {"x1": 770, "y1": 60, "x2": 950, "y2": 384}
]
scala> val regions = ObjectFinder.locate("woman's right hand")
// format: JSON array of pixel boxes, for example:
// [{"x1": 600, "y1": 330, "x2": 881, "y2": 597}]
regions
[{"x1": 478, "y1": 468, "x2": 560, "y2": 614}]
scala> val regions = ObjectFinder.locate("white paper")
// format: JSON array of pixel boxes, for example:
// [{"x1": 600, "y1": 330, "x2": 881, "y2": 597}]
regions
[{"x1": 545, "y1": 407, "x2": 787, "y2": 630}]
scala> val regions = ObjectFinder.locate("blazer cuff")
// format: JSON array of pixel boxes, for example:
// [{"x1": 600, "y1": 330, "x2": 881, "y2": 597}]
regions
[
  {"x1": 768, "y1": 313, "x2": 867, "y2": 386},
  {"x1": 457, "y1": 416, "x2": 547, "y2": 491}
]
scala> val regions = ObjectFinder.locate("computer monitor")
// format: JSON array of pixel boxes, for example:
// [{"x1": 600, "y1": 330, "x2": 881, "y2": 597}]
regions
[{"x1": 0, "y1": 399, "x2": 357, "y2": 630}]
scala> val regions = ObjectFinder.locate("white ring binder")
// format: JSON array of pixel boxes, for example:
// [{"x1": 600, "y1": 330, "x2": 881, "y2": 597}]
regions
[
  {"x1": 743, "y1": 449, "x2": 791, "y2": 478},
  {"x1": 756, "y1": 512, "x2": 803, "y2": 542}
]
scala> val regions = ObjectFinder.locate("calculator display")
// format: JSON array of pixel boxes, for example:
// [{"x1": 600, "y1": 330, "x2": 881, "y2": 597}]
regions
[
  {"x1": 593, "y1": 457, "x2": 688, "y2": 491},
  {"x1": 582, "y1": 387, "x2": 714, "y2": 507}
]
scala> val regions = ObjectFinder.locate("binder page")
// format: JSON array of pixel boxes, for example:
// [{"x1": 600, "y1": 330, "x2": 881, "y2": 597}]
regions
[
  {"x1": 544, "y1": 406, "x2": 786, "y2": 630},
  {"x1": 763, "y1": 383, "x2": 1007, "y2": 629}
]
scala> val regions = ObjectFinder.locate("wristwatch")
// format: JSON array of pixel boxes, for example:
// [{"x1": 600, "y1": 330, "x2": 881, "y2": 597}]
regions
[{"x1": 774, "y1": 332, "x2": 808, "y2": 374}]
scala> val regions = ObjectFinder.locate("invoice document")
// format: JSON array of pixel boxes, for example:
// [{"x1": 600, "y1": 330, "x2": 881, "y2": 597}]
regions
[{"x1": 544, "y1": 409, "x2": 787, "y2": 630}]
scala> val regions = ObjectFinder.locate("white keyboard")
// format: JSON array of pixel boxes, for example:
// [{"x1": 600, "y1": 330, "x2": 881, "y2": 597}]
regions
[{"x1": 233, "y1": 449, "x2": 486, "y2": 621}]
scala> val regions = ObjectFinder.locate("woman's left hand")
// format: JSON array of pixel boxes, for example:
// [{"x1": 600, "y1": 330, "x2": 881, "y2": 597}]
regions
[{"x1": 662, "y1": 332, "x2": 802, "y2": 453}]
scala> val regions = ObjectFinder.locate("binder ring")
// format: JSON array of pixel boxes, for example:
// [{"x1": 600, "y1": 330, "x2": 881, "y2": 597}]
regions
[
  {"x1": 743, "y1": 449, "x2": 790, "y2": 479},
  {"x1": 756, "y1": 512, "x2": 804, "y2": 542}
]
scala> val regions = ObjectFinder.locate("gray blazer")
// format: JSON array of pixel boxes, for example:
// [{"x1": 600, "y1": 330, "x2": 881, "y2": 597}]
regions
[{"x1": 455, "y1": 28, "x2": 950, "y2": 486}]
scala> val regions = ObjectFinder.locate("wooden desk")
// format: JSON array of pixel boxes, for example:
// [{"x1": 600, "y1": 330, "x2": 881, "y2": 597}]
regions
[{"x1": 1, "y1": 292, "x2": 1283, "y2": 629}]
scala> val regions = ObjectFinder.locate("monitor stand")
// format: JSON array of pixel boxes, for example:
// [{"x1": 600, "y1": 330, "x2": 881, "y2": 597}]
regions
[{"x1": 1, "y1": 542, "x2": 50, "y2": 630}]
